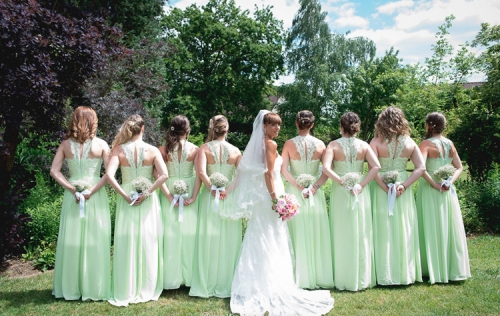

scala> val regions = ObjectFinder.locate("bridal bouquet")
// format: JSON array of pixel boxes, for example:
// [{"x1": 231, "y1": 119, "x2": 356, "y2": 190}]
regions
[
  {"x1": 272, "y1": 193, "x2": 300, "y2": 221},
  {"x1": 382, "y1": 170, "x2": 400, "y2": 217},
  {"x1": 129, "y1": 176, "x2": 153, "y2": 206},
  {"x1": 341, "y1": 172, "x2": 363, "y2": 210},
  {"x1": 433, "y1": 164, "x2": 457, "y2": 193},
  {"x1": 171, "y1": 180, "x2": 189, "y2": 222},
  {"x1": 296, "y1": 174, "x2": 316, "y2": 204},
  {"x1": 382, "y1": 170, "x2": 400, "y2": 185},
  {"x1": 71, "y1": 179, "x2": 92, "y2": 218},
  {"x1": 210, "y1": 172, "x2": 229, "y2": 212}
]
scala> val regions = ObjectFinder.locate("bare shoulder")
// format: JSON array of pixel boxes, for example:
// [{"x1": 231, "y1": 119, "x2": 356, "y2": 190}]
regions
[
  {"x1": 265, "y1": 139, "x2": 277, "y2": 151},
  {"x1": 313, "y1": 137, "x2": 326, "y2": 148},
  {"x1": 93, "y1": 137, "x2": 109, "y2": 149}
]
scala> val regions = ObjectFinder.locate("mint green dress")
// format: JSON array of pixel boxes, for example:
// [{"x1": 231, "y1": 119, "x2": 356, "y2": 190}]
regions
[
  {"x1": 416, "y1": 137, "x2": 471, "y2": 283},
  {"x1": 53, "y1": 139, "x2": 111, "y2": 301},
  {"x1": 109, "y1": 141, "x2": 163, "y2": 306},
  {"x1": 329, "y1": 137, "x2": 375, "y2": 291},
  {"x1": 285, "y1": 135, "x2": 334, "y2": 289},
  {"x1": 189, "y1": 140, "x2": 242, "y2": 298},
  {"x1": 371, "y1": 136, "x2": 422, "y2": 285},
  {"x1": 161, "y1": 141, "x2": 199, "y2": 289}
]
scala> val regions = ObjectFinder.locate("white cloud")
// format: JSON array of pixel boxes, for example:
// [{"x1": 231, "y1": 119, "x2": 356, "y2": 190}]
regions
[
  {"x1": 375, "y1": 0, "x2": 414, "y2": 16},
  {"x1": 328, "y1": 2, "x2": 370, "y2": 29}
]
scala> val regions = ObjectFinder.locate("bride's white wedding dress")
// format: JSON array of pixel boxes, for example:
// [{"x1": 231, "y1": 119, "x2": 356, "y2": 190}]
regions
[{"x1": 230, "y1": 155, "x2": 334, "y2": 315}]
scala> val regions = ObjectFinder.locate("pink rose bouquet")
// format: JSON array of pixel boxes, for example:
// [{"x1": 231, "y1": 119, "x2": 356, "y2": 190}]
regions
[{"x1": 272, "y1": 193, "x2": 300, "y2": 221}]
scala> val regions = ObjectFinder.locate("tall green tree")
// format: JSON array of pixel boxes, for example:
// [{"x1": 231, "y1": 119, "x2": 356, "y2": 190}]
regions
[{"x1": 161, "y1": 0, "x2": 284, "y2": 135}]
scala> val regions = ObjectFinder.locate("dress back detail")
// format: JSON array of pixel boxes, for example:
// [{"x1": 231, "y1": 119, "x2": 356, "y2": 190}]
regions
[
  {"x1": 67, "y1": 138, "x2": 101, "y2": 181},
  {"x1": 380, "y1": 135, "x2": 409, "y2": 172},
  {"x1": 121, "y1": 141, "x2": 153, "y2": 183},
  {"x1": 426, "y1": 137, "x2": 453, "y2": 178},
  {"x1": 207, "y1": 140, "x2": 235, "y2": 179},
  {"x1": 166, "y1": 140, "x2": 195, "y2": 178},
  {"x1": 290, "y1": 136, "x2": 321, "y2": 177},
  {"x1": 334, "y1": 137, "x2": 363, "y2": 175}
]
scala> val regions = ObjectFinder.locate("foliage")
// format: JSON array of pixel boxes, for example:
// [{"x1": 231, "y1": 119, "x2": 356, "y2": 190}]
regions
[
  {"x1": 466, "y1": 166, "x2": 500, "y2": 233},
  {"x1": 22, "y1": 241, "x2": 56, "y2": 272},
  {"x1": 161, "y1": 0, "x2": 285, "y2": 136},
  {"x1": 455, "y1": 180, "x2": 487, "y2": 234}
]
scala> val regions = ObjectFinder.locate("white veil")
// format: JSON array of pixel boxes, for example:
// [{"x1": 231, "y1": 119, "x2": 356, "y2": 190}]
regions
[{"x1": 219, "y1": 110, "x2": 270, "y2": 220}]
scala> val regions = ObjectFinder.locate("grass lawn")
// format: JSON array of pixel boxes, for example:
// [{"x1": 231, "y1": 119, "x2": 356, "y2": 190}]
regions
[{"x1": 1, "y1": 234, "x2": 499, "y2": 315}]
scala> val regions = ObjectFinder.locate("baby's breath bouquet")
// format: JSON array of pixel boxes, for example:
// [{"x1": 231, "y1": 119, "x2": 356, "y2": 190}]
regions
[
  {"x1": 210, "y1": 172, "x2": 229, "y2": 189},
  {"x1": 341, "y1": 172, "x2": 362, "y2": 189},
  {"x1": 382, "y1": 170, "x2": 399, "y2": 185},
  {"x1": 173, "y1": 180, "x2": 188, "y2": 195},
  {"x1": 433, "y1": 164, "x2": 457, "y2": 181},
  {"x1": 129, "y1": 176, "x2": 153, "y2": 205},
  {"x1": 70, "y1": 179, "x2": 92, "y2": 218},
  {"x1": 296, "y1": 174, "x2": 316, "y2": 188}
]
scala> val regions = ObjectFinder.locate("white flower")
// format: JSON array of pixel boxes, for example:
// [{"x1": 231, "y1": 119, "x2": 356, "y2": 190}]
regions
[
  {"x1": 173, "y1": 180, "x2": 188, "y2": 195},
  {"x1": 433, "y1": 164, "x2": 457, "y2": 180},
  {"x1": 296, "y1": 174, "x2": 316, "y2": 188},
  {"x1": 382, "y1": 170, "x2": 399, "y2": 185},
  {"x1": 71, "y1": 179, "x2": 92, "y2": 192},
  {"x1": 131, "y1": 176, "x2": 153, "y2": 197},
  {"x1": 341, "y1": 172, "x2": 362, "y2": 189},
  {"x1": 210, "y1": 172, "x2": 229, "y2": 188}
]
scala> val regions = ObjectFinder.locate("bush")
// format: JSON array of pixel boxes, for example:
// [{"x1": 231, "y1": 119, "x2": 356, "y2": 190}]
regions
[
  {"x1": 467, "y1": 165, "x2": 500, "y2": 233},
  {"x1": 455, "y1": 180, "x2": 486, "y2": 234}
]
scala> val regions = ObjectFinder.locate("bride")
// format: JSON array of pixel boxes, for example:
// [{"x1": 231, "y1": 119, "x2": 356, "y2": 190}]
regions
[{"x1": 224, "y1": 110, "x2": 334, "y2": 315}]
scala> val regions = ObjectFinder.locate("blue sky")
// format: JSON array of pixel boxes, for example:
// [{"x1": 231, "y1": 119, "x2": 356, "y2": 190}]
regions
[{"x1": 167, "y1": 0, "x2": 500, "y2": 83}]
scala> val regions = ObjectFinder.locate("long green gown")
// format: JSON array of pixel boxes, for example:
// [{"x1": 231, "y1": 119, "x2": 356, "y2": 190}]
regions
[
  {"x1": 371, "y1": 135, "x2": 422, "y2": 285},
  {"x1": 416, "y1": 137, "x2": 471, "y2": 283},
  {"x1": 53, "y1": 139, "x2": 111, "y2": 300},
  {"x1": 329, "y1": 137, "x2": 376, "y2": 291},
  {"x1": 109, "y1": 141, "x2": 163, "y2": 306},
  {"x1": 189, "y1": 140, "x2": 242, "y2": 298},
  {"x1": 285, "y1": 135, "x2": 334, "y2": 289},
  {"x1": 160, "y1": 140, "x2": 199, "y2": 289}
]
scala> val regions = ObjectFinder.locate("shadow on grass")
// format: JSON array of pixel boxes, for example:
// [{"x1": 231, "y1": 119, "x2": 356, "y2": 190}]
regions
[{"x1": 0, "y1": 289, "x2": 56, "y2": 308}]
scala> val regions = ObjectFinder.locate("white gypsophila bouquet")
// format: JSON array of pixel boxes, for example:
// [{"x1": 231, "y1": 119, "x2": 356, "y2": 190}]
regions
[
  {"x1": 210, "y1": 172, "x2": 229, "y2": 188},
  {"x1": 341, "y1": 172, "x2": 362, "y2": 189},
  {"x1": 296, "y1": 174, "x2": 316, "y2": 188},
  {"x1": 173, "y1": 179, "x2": 188, "y2": 195},
  {"x1": 71, "y1": 179, "x2": 92, "y2": 192},
  {"x1": 382, "y1": 170, "x2": 400, "y2": 185},
  {"x1": 131, "y1": 176, "x2": 153, "y2": 198},
  {"x1": 433, "y1": 164, "x2": 457, "y2": 180}
]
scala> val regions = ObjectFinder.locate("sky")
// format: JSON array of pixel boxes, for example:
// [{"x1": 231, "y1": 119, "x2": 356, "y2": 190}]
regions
[{"x1": 166, "y1": 0, "x2": 500, "y2": 83}]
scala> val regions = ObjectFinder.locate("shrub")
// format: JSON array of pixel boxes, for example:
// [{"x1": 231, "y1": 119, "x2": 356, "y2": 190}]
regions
[{"x1": 467, "y1": 165, "x2": 500, "y2": 233}]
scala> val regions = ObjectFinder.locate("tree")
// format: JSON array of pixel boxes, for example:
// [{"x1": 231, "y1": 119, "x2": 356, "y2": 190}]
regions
[{"x1": 161, "y1": 0, "x2": 285, "y2": 136}]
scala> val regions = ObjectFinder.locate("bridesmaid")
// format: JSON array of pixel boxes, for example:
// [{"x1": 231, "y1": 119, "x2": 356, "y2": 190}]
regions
[
  {"x1": 106, "y1": 114, "x2": 168, "y2": 306},
  {"x1": 281, "y1": 110, "x2": 334, "y2": 289},
  {"x1": 323, "y1": 112, "x2": 380, "y2": 291},
  {"x1": 158, "y1": 115, "x2": 201, "y2": 289},
  {"x1": 369, "y1": 106, "x2": 425, "y2": 286},
  {"x1": 189, "y1": 115, "x2": 243, "y2": 298},
  {"x1": 416, "y1": 112, "x2": 471, "y2": 283},
  {"x1": 50, "y1": 106, "x2": 111, "y2": 300}
]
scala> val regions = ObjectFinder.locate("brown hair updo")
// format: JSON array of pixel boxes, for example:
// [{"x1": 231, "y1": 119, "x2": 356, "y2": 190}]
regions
[
  {"x1": 111, "y1": 114, "x2": 144, "y2": 150},
  {"x1": 206, "y1": 115, "x2": 229, "y2": 142},
  {"x1": 425, "y1": 112, "x2": 446, "y2": 139},
  {"x1": 296, "y1": 110, "x2": 315, "y2": 130},
  {"x1": 340, "y1": 112, "x2": 361, "y2": 136},
  {"x1": 374, "y1": 106, "x2": 410, "y2": 141},
  {"x1": 64, "y1": 106, "x2": 98, "y2": 143},
  {"x1": 165, "y1": 115, "x2": 191, "y2": 153}
]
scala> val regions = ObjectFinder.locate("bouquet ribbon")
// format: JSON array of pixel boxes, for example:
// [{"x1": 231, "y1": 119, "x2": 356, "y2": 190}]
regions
[
  {"x1": 211, "y1": 185, "x2": 226, "y2": 212},
  {"x1": 74, "y1": 190, "x2": 90, "y2": 218},
  {"x1": 440, "y1": 177, "x2": 456, "y2": 195},
  {"x1": 387, "y1": 182, "x2": 400, "y2": 216},
  {"x1": 171, "y1": 193, "x2": 189, "y2": 222},
  {"x1": 346, "y1": 184, "x2": 362, "y2": 210},
  {"x1": 129, "y1": 191, "x2": 140, "y2": 206},
  {"x1": 301, "y1": 185, "x2": 315, "y2": 206}
]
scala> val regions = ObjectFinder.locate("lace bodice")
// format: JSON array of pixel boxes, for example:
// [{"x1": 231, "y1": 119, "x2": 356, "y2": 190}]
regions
[
  {"x1": 379, "y1": 135, "x2": 409, "y2": 172},
  {"x1": 67, "y1": 139, "x2": 101, "y2": 182},
  {"x1": 290, "y1": 136, "x2": 321, "y2": 177},
  {"x1": 120, "y1": 141, "x2": 153, "y2": 184},
  {"x1": 206, "y1": 140, "x2": 236, "y2": 180},
  {"x1": 166, "y1": 140, "x2": 195, "y2": 178},
  {"x1": 426, "y1": 137, "x2": 453, "y2": 179},
  {"x1": 333, "y1": 137, "x2": 364, "y2": 176}
]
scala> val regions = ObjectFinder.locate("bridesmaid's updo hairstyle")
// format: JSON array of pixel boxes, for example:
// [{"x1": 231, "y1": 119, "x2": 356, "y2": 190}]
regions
[
  {"x1": 296, "y1": 110, "x2": 315, "y2": 130},
  {"x1": 64, "y1": 106, "x2": 98, "y2": 144},
  {"x1": 206, "y1": 115, "x2": 229, "y2": 142},
  {"x1": 166, "y1": 115, "x2": 191, "y2": 153},
  {"x1": 425, "y1": 112, "x2": 446, "y2": 139},
  {"x1": 374, "y1": 106, "x2": 410, "y2": 141},
  {"x1": 263, "y1": 112, "x2": 282, "y2": 126},
  {"x1": 340, "y1": 112, "x2": 361, "y2": 136},
  {"x1": 111, "y1": 114, "x2": 144, "y2": 150}
]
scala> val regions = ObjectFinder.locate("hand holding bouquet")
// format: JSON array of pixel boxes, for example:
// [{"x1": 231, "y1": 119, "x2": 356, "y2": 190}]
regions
[
  {"x1": 433, "y1": 164, "x2": 457, "y2": 193},
  {"x1": 296, "y1": 174, "x2": 316, "y2": 204},
  {"x1": 341, "y1": 172, "x2": 363, "y2": 210},
  {"x1": 382, "y1": 170, "x2": 400, "y2": 217},
  {"x1": 210, "y1": 172, "x2": 229, "y2": 212},
  {"x1": 130, "y1": 176, "x2": 153, "y2": 206},
  {"x1": 171, "y1": 179, "x2": 189, "y2": 222},
  {"x1": 71, "y1": 179, "x2": 92, "y2": 218},
  {"x1": 272, "y1": 193, "x2": 300, "y2": 221}
]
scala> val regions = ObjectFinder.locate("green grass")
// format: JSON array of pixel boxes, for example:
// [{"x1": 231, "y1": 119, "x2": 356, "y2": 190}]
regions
[{"x1": 1, "y1": 235, "x2": 499, "y2": 315}]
